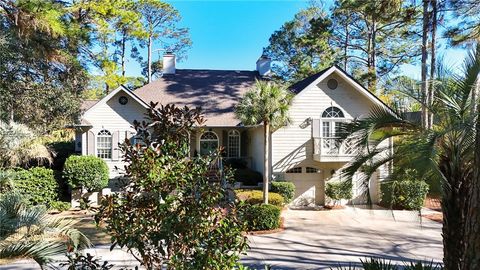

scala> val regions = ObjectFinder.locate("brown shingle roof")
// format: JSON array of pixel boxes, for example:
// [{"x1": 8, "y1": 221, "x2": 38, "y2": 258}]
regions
[
  {"x1": 134, "y1": 69, "x2": 259, "y2": 126},
  {"x1": 81, "y1": 100, "x2": 99, "y2": 111}
]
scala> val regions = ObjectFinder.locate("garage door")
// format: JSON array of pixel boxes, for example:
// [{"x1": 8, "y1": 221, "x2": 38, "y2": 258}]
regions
[{"x1": 284, "y1": 167, "x2": 324, "y2": 207}]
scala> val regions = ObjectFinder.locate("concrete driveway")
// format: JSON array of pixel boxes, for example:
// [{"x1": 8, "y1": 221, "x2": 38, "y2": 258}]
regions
[{"x1": 242, "y1": 206, "x2": 443, "y2": 270}]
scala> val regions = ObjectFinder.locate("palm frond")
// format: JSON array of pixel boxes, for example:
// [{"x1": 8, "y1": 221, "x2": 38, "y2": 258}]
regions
[{"x1": 0, "y1": 240, "x2": 64, "y2": 266}]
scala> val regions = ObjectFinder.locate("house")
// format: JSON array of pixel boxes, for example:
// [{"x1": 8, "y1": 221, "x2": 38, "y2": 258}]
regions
[{"x1": 75, "y1": 53, "x2": 392, "y2": 206}]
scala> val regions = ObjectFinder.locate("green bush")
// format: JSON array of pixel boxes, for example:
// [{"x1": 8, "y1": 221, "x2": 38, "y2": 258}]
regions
[
  {"x1": 241, "y1": 204, "x2": 281, "y2": 231},
  {"x1": 11, "y1": 167, "x2": 59, "y2": 206},
  {"x1": 50, "y1": 201, "x2": 71, "y2": 211},
  {"x1": 63, "y1": 155, "x2": 109, "y2": 191},
  {"x1": 325, "y1": 180, "x2": 353, "y2": 201},
  {"x1": 270, "y1": 181, "x2": 295, "y2": 204},
  {"x1": 380, "y1": 168, "x2": 429, "y2": 211},
  {"x1": 235, "y1": 190, "x2": 284, "y2": 207},
  {"x1": 233, "y1": 168, "x2": 263, "y2": 186}
]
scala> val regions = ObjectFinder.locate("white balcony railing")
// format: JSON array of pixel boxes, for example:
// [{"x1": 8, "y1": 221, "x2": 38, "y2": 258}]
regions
[{"x1": 313, "y1": 137, "x2": 357, "y2": 161}]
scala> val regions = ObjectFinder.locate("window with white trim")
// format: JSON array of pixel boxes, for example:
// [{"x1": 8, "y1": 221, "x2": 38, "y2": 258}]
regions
[
  {"x1": 227, "y1": 130, "x2": 240, "y2": 157},
  {"x1": 321, "y1": 107, "x2": 345, "y2": 153},
  {"x1": 97, "y1": 130, "x2": 112, "y2": 159},
  {"x1": 199, "y1": 131, "x2": 218, "y2": 155}
]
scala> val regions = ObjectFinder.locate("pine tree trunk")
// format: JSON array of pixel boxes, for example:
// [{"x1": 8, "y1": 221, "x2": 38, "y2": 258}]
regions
[
  {"x1": 121, "y1": 29, "x2": 127, "y2": 78},
  {"x1": 421, "y1": 0, "x2": 429, "y2": 129},
  {"x1": 263, "y1": 121, "x2": 270, "y2": 204},
  {"x1": 428, "y1": 0, "x2": 437, "y2": 129},
  {"x1": 147, "y1": 34, "x2": 153, "y2": 83},
  {"x1": 370, "y1": 20, "x2": 377, "y2": 94},
  {"x1": 343, "y1": 19, "x2": 349, "y2": 70}
]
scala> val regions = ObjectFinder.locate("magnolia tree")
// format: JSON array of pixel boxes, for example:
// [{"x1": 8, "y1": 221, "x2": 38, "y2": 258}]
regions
[{"x1": 96, "y1": 103, "x2": 248, "y2": 269}]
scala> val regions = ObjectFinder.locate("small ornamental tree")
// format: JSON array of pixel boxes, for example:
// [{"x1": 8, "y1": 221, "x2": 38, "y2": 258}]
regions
[
  {"x1": 96, "y1": 103, "x2": 248, "y2": 269},
  {"x1": 63, "y1": 155, "x2": 109, "y2": 191}
]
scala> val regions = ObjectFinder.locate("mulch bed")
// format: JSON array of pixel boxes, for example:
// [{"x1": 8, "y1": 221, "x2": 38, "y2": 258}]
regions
[
  {"x1": 424, "y1": 197, "x2": 442, "y2": 211},
  {"x1": 422, "y1": 212, "x2": 443, "y2": 223}
]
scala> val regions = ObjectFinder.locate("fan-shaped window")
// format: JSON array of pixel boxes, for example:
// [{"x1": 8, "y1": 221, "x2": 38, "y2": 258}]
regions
[
  {"x1": 227, "y1": 130, "x2": 240, "y2": 157},
  {"x1": 286, "y1": 167, "x2": 302, "y2": 173},
  {"x1": 322, "y1": 107, "x2": 344, "y2": 118},
  {"x1": 200, "y1": 131, "x2": 219, "y2": 155},
  {"x1": 97, "y1": 130, "x2": 112, "y2": 159}
]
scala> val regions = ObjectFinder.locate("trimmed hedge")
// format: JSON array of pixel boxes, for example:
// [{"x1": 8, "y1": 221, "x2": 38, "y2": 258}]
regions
[
  {"x1": 381, "y1": 180, "x2": 429, "y2": 210},
  {"x1": 50, "y1": 201, "x2": 71, "y2": 211},
  {"x1": 235, "y1": 190, "x2": 284, "y2": 207},
  {"x1": 270, "y1": 182, "x2": 295, "y2": 204},
  {"x1": 325, "y1": 180, "x2": 353, "y2": 201},
  {"x1": 63, "y1": 155, "x2": 109, "y2": 191},
  {"x1": 11, "y1": 167, "x2": 59, "y2": 206},
  {"x1": 241, "y1": 204, "x2": 281, "y2": 231}
]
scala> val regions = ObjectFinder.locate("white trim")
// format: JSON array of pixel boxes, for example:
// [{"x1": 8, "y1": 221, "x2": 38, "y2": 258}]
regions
[
  {"x1": 83, "y1": 86, "x2": 149, "y2": 116},
  {"x1": 227, "y1": 129, "x2": 241, "y2": 158},
  {"x1": 293, "y1": 66, "x2": 391, "y2": 112},
  {"x1": 197, "y1": 131, "x2": 219, "y2": 155}
]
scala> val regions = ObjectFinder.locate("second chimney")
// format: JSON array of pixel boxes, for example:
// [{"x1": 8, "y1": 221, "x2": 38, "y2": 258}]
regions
[
  {"x1": 163, "y1": 53, "x2": 176, "y2": 74},
  {"x1": 256, "y1": 55, "x2": 271, "y2": 76}
]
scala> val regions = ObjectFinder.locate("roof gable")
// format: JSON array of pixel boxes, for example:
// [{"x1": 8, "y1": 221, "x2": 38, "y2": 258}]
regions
[
  {"x1": 83, "y1": 85, "x2": 149, "y2": 116},
  {"x1": 289, "y1": 66, "x2": 393, "y2": 113}
]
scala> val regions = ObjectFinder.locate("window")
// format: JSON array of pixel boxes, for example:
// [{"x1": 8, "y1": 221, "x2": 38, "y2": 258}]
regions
[
  {"x1": 306, "y1": 167, "x2": 320, "y2": 173},
  {"x1": 199, "y1": 131, "x2": 218, "y2": 155},
  {"x1": 286, "y1": 167, "x2": 302, "y2": 173},
  {"x1": 227, "y1": 130, "x2": 240, "y2": 157},
  {"x1": 327, "y1": 78, "x2": 338, "y2": 90},
  {"x1": 118, "y1": 96, "x2": 128, "y2": 105},
  {"x1": 321, "y1": 107, "x2": 345, "y2": 153},
  {"x1": 97, "y1": 130, "x2": 112, "y2": 159},
  {"x1": 322, "y1": 106, "x2": 344, "y2": 118}
]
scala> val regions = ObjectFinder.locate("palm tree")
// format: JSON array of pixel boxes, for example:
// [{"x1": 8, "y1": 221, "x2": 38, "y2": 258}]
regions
[
  {"x1": 339, "y1": 45, "x2": 480, "y2": 269},
  {"x1": 0, "y1": 121, "x2": 53, "y2": 168},
  {"x1": 0, "y1": 192, "x2": 91, "y2": 268},
  {"x1": 235, "y1": 80, "x2": 293, "y2": 204}
]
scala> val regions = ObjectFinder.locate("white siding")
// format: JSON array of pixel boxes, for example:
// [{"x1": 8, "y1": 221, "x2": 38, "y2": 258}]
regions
[
  {"x1": 82, "y1": 91, "x2": 146, "y2": 177},
  {"x1": 272, "y1": 73, "x2": 375, "y2": 173}
]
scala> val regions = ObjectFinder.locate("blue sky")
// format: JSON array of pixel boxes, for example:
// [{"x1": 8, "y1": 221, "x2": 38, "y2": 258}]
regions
[{"x1": 126, "y1": 0, "x2": 468, "y2": 80}]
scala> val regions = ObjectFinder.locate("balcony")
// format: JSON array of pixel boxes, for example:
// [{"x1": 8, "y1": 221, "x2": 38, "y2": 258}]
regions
[{"x1": 312, "y1": 137, "x2": 357, "y2": 162}]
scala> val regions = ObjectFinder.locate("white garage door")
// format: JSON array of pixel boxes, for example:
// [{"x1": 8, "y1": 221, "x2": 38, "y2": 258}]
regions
[{"x1": 284, "y1": 167, "x2": 324, "y2": 207}]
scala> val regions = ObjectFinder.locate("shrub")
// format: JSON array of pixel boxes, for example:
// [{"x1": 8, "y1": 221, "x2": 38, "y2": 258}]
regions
[
  {"x1": 270, "y1": 181, "x2": 295, "y2": 204},
  {"x1": 235, "y1": 190, "x2": 284, "y2": 207},
  {"x1": 240, "y1": 204, "x2": 281, "y2": 231},
  {"x1": 381, "y1": 180, "x2": 429, "y2": 210},
  {"x1": 233, "y1": 168, "x2": 263, "y2": 186},
  {"x1": 11, "y1": 167, "x2": 59, "y2": 206},
  {"x1": 325, "y1": 180, "x2": 353, "y2": 202},
  {"x1": 48, "y1": 140, "x2": 75, "y2": 171},
  {"x1": 50, "y1": 201, "x2": 71, "y2": 211},
  {"x1": 63, "y1": 155, "x2": 109, "y2": 191}
]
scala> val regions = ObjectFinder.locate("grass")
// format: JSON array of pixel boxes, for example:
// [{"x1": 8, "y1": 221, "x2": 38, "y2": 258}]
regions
[{"x1": 54, "y1": 210, "x2": 111, "y2": 246}]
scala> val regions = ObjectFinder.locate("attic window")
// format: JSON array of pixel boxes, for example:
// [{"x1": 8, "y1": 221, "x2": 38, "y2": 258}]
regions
[
  {"x1": 327, "y1": 79, "x2": 338, "y2": 90},
  {"x1": 119, "y1": 96, "x2": 128, "y2": 105}
]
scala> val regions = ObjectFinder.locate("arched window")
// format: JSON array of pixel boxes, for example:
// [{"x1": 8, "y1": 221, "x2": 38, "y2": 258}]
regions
[
  {"x1": 97, "y1": 129, "x2": 112, "y2": 159},
  {"x1": 322, "y1": 106, "x2": 344, "y2": 118},
  {"x1": 228, "y1": 130, "x2": 241, "y2": 157},
  {"x1": 199, "y1": 131, "x2": 218, "y2": 155},
  {"x1": 321, "y1": 107, "x2": 345, "y2": 153}
]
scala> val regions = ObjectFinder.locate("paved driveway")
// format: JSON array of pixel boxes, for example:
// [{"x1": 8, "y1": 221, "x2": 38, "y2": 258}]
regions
[
  {"x1": 242, "y1": 206, "x2": 443, "y2": 270},
  {"x1": 5, "y1": 206, "x2": 442, "y2": 270}
]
